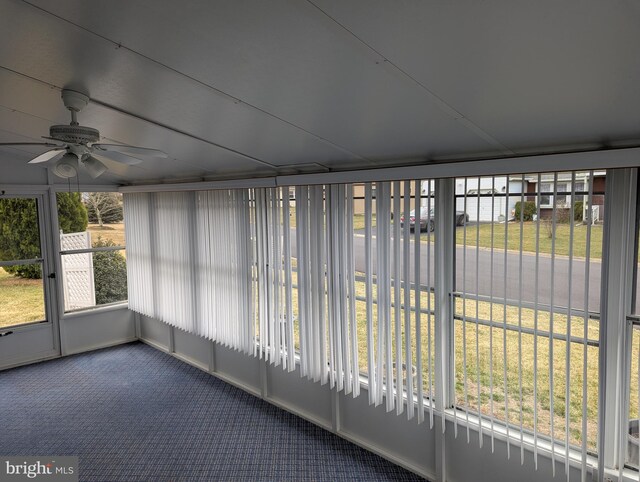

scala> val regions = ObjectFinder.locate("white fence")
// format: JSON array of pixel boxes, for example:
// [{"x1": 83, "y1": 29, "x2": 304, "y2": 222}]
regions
[{"x1": 60, "y1": 231, "x2": 95, "y2": 311}]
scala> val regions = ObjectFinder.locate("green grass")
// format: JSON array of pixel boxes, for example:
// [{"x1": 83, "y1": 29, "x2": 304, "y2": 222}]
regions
[
  {"x1": 0, "y1": 267, "x2": 45, "y2": 328},
  {"x1": 453, "y1": 222, "x2": 603, "y2": 259},
  {"x1": 0, "y1": 223, "x2": 127, "y2": 326},
  {"x1": 289, "y1": 273, "x2": 603, "y2": 451},
  {"x1": 87, "y1": 223, "x2": 126, "y2": 247}
]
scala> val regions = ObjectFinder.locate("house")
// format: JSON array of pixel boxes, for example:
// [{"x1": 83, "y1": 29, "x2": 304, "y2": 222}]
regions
[
  {"x1": 1, "y1": 3, "x2": 639, "y2": 482},
  {"x1": 522, "y1": 171, "x2": 607, "y2": 222}
]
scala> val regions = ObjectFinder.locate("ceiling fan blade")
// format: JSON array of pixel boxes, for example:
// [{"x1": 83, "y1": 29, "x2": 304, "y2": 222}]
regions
[
  {"x1": 0, "y1": 142, "x2": 64, "y2": 147},
  {"x1": 92, "y1": 143, "x2": 168, "y2": 158},
  {"x1": 28, "y1": 148, "x2": 67, "y2": 164},
  {"x1": 90, "y1": 148, "x2": 143, "y2": 165}
]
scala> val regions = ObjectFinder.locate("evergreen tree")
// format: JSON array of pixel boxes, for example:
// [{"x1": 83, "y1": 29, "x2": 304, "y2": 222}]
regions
[{"x1": 0, "y1": 193, "x2": 87, "y2": 278}]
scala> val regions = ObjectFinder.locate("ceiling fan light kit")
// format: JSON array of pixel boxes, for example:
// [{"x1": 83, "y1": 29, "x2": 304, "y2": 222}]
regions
[
  {"x1": 52, "y1": 153, "x2": 78, "y2": 178},
  {"x1": 82, "y1": 156, "x2": 108, "y2": 179},
  {"x1": 0, "y1": 89, "x2": 168, "y2": 179}
]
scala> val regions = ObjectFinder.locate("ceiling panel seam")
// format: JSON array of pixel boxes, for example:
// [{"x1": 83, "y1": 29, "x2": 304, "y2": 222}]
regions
[
  {"x1": 89, "y1": 98, "x2": 280, "y2": 171},
  {"x1": 304, "y1": 0, "x2": 514, "y2": 155},
  {"x1": 20, "y1": 0, "x2": 374, "y2": 167}
]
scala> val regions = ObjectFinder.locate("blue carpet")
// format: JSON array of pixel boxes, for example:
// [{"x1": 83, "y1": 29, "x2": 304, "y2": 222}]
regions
[{"x1": 0, "y1": 342, "x2": 425, "y2": 481}]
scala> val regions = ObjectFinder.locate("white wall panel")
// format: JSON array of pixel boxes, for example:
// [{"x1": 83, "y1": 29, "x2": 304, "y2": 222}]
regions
[
  {"x1": 213, "y1": 342, "x2": 261, "y2": 393},
  {"x1": 339, "y1": 388, "x2": 436, "y2": 477},
  {"x1": 266, "y1": 364, "x2": 333, "y2": 429},
  {"x1": 139, "y1": 314, "x2": 171, "y2": 351},
  {"x1": 444, "y1": 420, "x2": 585, "y2": 482},
  {"x1": 173, "y1": 328, "x2": 210, "y2": 371},
  {"x1": 62, "y1": 306, "x2": 135, "y2": 355}
]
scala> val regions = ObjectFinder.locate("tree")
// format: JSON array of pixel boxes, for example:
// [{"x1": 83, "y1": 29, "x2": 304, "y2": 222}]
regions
[
  {"x1": 92, "y1": 237, "x2": 127, "y2": 304},
  {"x1": 85, "y1": 192, "x2": 123, "y2": 226},
  {"x1": 0, "y1": 193, "x2": 87, "y2": 279}
]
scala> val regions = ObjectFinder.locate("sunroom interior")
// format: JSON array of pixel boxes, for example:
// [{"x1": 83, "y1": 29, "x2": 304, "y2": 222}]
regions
[{"x1": 1, "y1": 1, "x2": 640, "y2": 481}]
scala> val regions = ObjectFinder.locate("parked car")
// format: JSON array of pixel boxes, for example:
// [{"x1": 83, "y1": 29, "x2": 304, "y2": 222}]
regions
[{"x1": 400, "y1": 208, "x2": 469, "y2": 232}]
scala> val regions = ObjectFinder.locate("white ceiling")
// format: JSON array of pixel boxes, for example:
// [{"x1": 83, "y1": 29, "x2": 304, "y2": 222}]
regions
[{"x1": 0, "y1": 0, "x2": 638, "y2": 185}]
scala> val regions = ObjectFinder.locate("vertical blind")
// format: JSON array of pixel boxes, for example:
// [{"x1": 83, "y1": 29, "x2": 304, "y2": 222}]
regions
[{"x1": 124, "y1": 172, "x2": 608, "y2": 478}]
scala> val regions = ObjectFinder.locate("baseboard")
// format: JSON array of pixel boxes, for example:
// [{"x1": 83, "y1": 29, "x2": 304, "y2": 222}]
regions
[
  {"x1": 65, "y1": 337, "x2": 138, "y2": 357},
  {"x1": 338, "y1": 428, "x2": 435, "y2": 481}
]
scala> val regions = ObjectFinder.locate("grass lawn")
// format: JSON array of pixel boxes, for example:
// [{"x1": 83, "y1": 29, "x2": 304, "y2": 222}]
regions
[
  {"x1": 0, "y1": 267, "x2": 45, "y2": 328},
  {"x1": 87, "y1": 222, "x2": 126, "y2": 247},
  {"x1": 289, "y1": 272, "x2": 607, "y2": 451},
  {"x1": 453, "y1": 222, "x2": 603, "y2": 259}
]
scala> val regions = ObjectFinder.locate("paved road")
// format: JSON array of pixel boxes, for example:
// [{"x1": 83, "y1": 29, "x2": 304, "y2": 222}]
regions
[{"x1": 290, "y1": 228, "x2": 605, "y2": 313}]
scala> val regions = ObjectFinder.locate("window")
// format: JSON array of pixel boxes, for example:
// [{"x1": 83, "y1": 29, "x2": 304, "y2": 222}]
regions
[
  {"x1": 124, "y1": 170, "x2": 615, "y2": 477},
  {"x1": 0, "y1": 196, "x2": 47, "y2": 328},
  {"x1": 540, "y1": 182, "x2": 552, "y2": 207},
  {"x1": 57, "y1": 192, "x2": 127, "y2": 312},
  {"x1": 455, "y1": 172, "x2": 602, "y2": 468}
]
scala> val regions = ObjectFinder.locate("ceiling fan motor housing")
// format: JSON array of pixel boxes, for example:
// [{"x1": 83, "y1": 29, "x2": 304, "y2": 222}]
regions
[{"x1": 49, "y1": 124, "x2": 100, "y2": 144}]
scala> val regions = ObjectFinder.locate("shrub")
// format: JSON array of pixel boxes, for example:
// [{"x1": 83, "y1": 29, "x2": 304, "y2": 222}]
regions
[
  {"x1": 514, "y1": 201, "x2": 537, "y2": 221},
  {"x1": 574, "y1": 201, "x2": 584, "y2": 222},
  {"x1": 92, "y1": 237, "x2": 127, "y2": 305}
]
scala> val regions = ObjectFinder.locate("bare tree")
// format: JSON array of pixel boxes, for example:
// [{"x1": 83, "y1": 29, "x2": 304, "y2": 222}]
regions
[{"x1": 86, "y1": 192, "x2": 123, "y2": 227}]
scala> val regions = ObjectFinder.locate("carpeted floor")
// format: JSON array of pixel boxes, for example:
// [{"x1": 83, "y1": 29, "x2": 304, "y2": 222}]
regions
[{"x1": 0, "y1": 342, "x2": 425, "y2": 481}]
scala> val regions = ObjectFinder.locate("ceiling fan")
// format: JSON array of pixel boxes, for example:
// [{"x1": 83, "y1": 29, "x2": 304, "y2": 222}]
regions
[{"x1": 0, "y1": 89, "x2": 168, "y2": 179}]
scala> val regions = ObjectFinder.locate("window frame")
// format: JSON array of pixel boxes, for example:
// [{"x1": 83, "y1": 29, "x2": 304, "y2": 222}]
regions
[{"x1": 55, "y1": 191, "x2": 128, "y2": 316}]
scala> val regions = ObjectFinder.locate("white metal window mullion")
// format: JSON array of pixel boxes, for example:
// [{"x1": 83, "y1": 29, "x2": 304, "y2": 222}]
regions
[
  {"x1": 550, "y1": 173, "x2": 558, "y2": 476},
  {"x1": 503, "y1": 180, "x2": 511, "y2": 459},
  {"x1": 462, "y1": 177, "x2": 470, "y2": 442},
  {"x1": 565, "y1": 173, "x2": 576, "y2": 480},
  {"x1": 489, "y1": 178, "x2": 496, "y2": 452},
  {"x1": 517, "y1": 175, "x2": 525, "y2": 464},
  {"x1": 533, "y1": 174, "x2": 542, "y2": 468},
  {"x1": 580, "y1": 172, "x2": 594, "y2": 481},
  {"x1": 475, "y1": 180, "x2": 483, "y2": 448}
]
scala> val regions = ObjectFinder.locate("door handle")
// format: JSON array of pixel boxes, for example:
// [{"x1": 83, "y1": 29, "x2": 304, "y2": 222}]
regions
[{"x1": 0, "y1": 331, "x2": 14, "y2": 337}]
